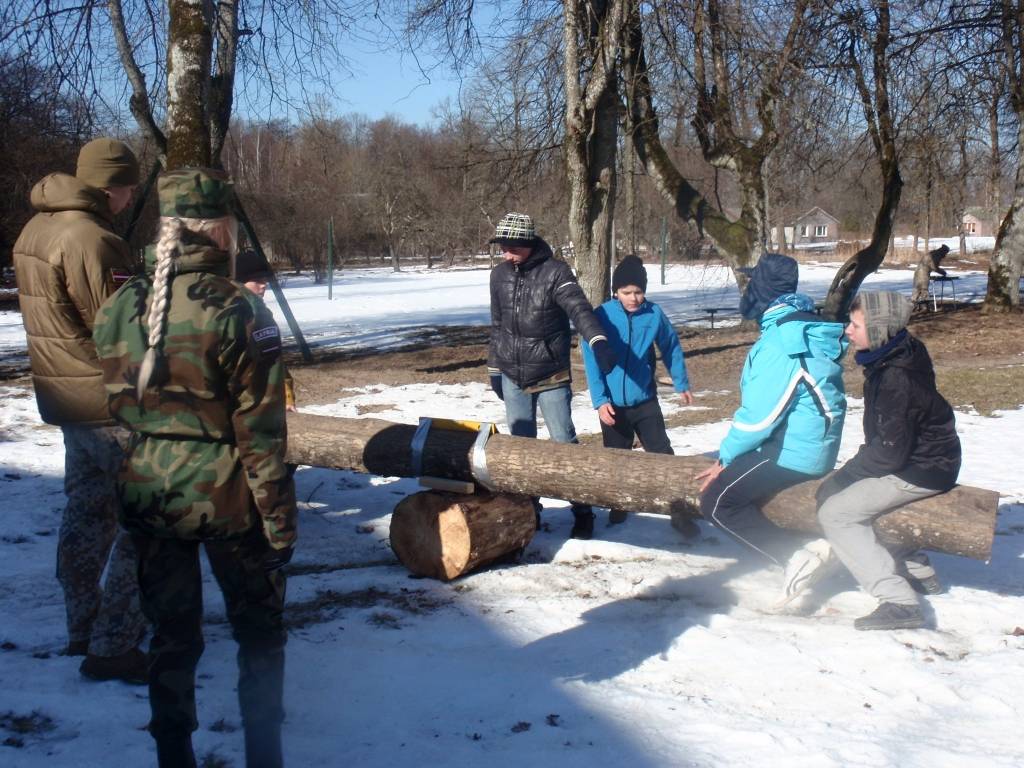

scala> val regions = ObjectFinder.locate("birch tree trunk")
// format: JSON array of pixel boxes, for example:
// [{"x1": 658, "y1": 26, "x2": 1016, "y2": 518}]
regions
[{"x1": 166, "y1": 0, "x2": 214, "y2": 168}]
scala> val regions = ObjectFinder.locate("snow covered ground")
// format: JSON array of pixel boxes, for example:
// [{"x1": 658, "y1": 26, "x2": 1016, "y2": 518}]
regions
[{"x1": 1, "y1": 261, "x2": 1021, "y2": 767}]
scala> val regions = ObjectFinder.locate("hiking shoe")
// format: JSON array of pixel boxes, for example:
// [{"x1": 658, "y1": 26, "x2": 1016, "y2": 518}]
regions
[
  {"x1": 570, "y1": 511, "x2": 595, "y2": 540},
  {"x1": 608, "y1": 509, "x2": 628, "y2": 525},
  {"x1": 670, "y1": 513, "x2": 701, "y2": 540},
  {"x1": 854, "y1": 602, "x2": 924, "y2": 631},
  {"x1": 907, "y1": 574, "x2": 944, "y2": 595},
  {"x1": 780, "y1": 539, "x2": 838, "y2": 604},
  {"x1": 64, "y1": 640, "x2": 89, "y2": 657},
  {"x1": 79, "y1": 647, "x2": 149, "y2": 685}
]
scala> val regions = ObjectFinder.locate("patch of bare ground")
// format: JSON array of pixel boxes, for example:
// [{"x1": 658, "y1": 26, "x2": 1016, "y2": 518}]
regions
[
  {"x1": 286, "y1": 586, "x2": 453, "y2": 629},
  {"x1": 287, "y1": 302, "x2": 1022, "y2": 424}
]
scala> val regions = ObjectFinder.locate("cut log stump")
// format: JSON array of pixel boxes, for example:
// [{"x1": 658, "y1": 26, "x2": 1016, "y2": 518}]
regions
[{"x1": 390, "y1": 491, "x2": 537, "y2": 581}]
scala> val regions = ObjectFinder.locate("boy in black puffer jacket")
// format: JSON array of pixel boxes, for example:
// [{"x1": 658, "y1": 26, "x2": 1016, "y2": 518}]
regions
[
  {"x1": 813, "y1": 291, "x2": 961, "y2": 631},
  {"x1": 486, "y1": 212, "x2": 615, "y2": 539}
]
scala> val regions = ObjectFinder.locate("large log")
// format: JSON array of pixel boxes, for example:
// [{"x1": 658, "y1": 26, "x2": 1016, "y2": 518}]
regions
[
  {"x1": 286, "y1": 413, "x2": 999, "y2": 561},
  {"x1": 390, "y1": 491, "x2": 536, "y2": 580}
]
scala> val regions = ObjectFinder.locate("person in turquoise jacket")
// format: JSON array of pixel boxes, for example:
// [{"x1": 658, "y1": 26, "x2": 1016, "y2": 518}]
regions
[
  {"x1": 696, "y1": 253, "x2": 847, "y2": 566},
  {"x1": 583, "y1": 255, "x2": 694, "y2": 528}
]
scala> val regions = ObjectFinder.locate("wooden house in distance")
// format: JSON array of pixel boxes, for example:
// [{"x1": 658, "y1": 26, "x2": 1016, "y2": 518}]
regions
[
  {"x1": 962, "y1": 207, "x2": 997, "y2": 237},
  {"x1": 770, "y1": 206, "x2": 840, "y2": 250},
  {"x1": 792, "y1": 207, "x2": 840, "y2": 246}
]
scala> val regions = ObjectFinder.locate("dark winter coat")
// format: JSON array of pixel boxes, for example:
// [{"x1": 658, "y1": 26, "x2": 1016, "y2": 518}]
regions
[
  {"x1": 834, "y1": 333, "x2": 961, "y2": 492},
  {"x1": 487, "y1": 239, "x2": 605, "y2": 388}
]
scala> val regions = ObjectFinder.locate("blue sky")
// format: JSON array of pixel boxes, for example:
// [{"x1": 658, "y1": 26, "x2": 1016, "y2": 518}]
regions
[{"x1": 331, "y1": 42, "x2": 468, "y2": 126}]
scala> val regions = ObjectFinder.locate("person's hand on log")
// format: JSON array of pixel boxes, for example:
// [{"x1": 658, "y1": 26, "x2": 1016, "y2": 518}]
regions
[
  {"x1": 598, "y1": 403, "x2": 616, "y2": 426},
  {"x1": 489, "y1": 372, "x2": 504, "y2": 401},
  {"x1": 679, "y1": 390, "x2": 694, "y2": 406},
  {"x1": 696, "y1": 461, "x2": 724, "y2": 493},
  {"x1": 591, "y1": 338, "x2": 617, "y2": 375}
]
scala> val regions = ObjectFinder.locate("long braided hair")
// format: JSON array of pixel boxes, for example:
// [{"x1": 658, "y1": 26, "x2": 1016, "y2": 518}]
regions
[{"x1": 135, "y1": 215, "x2": 238, "y2": 397}]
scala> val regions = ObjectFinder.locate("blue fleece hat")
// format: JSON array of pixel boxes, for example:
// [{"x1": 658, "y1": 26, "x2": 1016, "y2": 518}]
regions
[{"x1": 739, "y1": 253, "x2": 799, "y2": 320}]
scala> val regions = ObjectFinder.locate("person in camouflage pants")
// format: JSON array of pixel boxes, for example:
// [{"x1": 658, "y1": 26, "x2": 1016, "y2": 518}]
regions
[
  {"x1": 13, "y1": 137, "x2": 147, "y2": 681},
  {"x1": 94, "y1": 168, "x2": 296, "y2": 768}
]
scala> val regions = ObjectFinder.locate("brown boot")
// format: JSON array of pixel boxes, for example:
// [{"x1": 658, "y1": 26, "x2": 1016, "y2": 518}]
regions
[{"x1": 79, "y1": 647, "x2": 149, "y2": 685}]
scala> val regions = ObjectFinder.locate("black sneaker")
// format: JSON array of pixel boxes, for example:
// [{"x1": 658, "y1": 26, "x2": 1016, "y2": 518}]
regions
[
  {"x1": 908, "y1": 574, "x2": 944, "y2": 595},
  {"x1": 608, "y1": 509, "x2": 628, "y2": 525},
  {"x1": 570, "y1": 511, "x2": 595, "y2": 540},
  {"x1": 854, "y1": 602, "x2": 924, "y2": 631}
]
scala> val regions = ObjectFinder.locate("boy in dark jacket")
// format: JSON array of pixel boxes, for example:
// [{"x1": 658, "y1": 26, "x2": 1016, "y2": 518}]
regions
[
  {"x1": 582, "y1": 255, "x2": 693, "y2": 527},
  {"x1": 814, "y1": 291, "x2": 961, "y2": 631},
  {"x1": 486, "y1": 212, "x2": 615, "y2": 539}
]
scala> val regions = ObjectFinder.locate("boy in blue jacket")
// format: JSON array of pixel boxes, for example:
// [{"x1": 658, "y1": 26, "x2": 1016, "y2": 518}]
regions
[
  {"x1": 583, "y1": 256, "x2": 694, "y2": 527},
  {"x1": 696, "y1": 254, "x2": 848, "y2": 568}
]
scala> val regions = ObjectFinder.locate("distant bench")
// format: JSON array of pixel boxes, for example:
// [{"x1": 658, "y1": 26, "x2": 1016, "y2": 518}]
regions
[{"x1": 699, "y1": 307, "x2": 738, "y2": 329}]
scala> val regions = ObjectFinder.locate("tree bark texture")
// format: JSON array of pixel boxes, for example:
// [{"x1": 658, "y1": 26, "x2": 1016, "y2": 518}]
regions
[
  {"x1": 166, "y1": 0, "x2": 213, "y2": 169},
  {"x1": 390, "y1": 491, "x2": 536, "y2": 580},
  {"x1": 563, "y1": 0, "x2": 627, "y2": 307},
  {"x1": 984, "y1": 125, "x2": 1024, "y2": 310},
  {"x1": 820, "y1": 3, "x2": 902, "y2": 321},
  {"x1": 286, "y1": 413, "x2": 999, "y2": 561}
]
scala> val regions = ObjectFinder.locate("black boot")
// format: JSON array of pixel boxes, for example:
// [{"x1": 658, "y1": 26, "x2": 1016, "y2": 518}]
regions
[
  {"x1": 154, "y1": 730, "x2": 196, "y2": 768},
  {"x1": 244, "y1": 722, "x2": 283, "y2": 768},
  {"x1": 532, "y1": 497, "x2": 543, "y2": 530},
  {"x1": 570, "y1": 506, "x2": 595, "y2": 540},
  {"x1": 608, "y1": 509, "x2": 628, "y2": 525}
]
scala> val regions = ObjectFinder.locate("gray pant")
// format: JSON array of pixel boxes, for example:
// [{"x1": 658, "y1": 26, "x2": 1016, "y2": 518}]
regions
[
  {"x1": 59, "y1": 425, "x2": 145, "y2": 656},
  {"x1": 817, "y1": 474, "x2": 939, "y2": 606}
]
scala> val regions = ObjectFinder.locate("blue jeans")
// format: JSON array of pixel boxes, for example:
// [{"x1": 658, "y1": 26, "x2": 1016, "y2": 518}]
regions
[{"x1": 501, "y1": 374, "x2": 578, "y2": 444}]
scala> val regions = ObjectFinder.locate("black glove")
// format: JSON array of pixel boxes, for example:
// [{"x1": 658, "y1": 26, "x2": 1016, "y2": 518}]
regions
[
  {"x1": 263, "y1": 546, "x2": 294, "y2": 572},
  {"x1": 489, "y1": 373, "x2": 504, "y2": 401},
  {"x1": 591, "y1": 339, "x2": 617, "y2": 375}
]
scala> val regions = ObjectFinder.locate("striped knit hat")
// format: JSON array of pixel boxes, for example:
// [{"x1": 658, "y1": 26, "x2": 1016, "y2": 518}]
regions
[
  {"x1": 489, "y1": 212, "x2": 536, "y2": 246},
  {"x1": 857, "y1": 291, "x2": 913, "y2": 350}
]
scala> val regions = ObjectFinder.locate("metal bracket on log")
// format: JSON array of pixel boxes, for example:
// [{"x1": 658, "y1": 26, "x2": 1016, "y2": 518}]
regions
[{"x1": 411, "y1": 417, "x2": 499, "y2": 494}]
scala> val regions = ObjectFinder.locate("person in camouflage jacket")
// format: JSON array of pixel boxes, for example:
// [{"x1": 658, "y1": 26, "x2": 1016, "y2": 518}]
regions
[{"x1": 93, "y1": 168, "x2": 296, "y2": 768}]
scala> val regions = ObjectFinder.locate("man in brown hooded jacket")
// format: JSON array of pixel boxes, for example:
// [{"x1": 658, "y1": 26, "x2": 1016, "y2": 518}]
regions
[{"x1": 13, "y1": 137, "x2": 148, "y2": 683}]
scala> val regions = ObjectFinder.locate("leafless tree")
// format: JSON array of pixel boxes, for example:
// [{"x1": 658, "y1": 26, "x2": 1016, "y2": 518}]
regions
[{"x1": 984, "y1": 0, "x2": 1024, "y2": 310}]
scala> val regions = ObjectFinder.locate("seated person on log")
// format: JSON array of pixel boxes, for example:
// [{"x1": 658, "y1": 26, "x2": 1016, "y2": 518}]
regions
[
  {"x1": 486, "y1": 212, "x2": 616, "y2": 540},
  {"x1": 581, "y1": 255, "x2": 694, "y2": 531},
  {"x1": 695, "y1": 253, "x2": 848, "y2": 581},
  {"x1": 797, "y1": 291, "x2": 961, "y2": 632}
]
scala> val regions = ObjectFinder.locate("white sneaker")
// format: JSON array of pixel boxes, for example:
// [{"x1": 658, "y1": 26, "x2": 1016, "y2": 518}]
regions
[{"x1": 779, "y1": 539, "x2": 837, "y2": 606}]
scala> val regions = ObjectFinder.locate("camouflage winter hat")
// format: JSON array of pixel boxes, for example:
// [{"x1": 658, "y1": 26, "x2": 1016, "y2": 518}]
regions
[
  {"x1": 856, "y1": 291, "x2": 913, "y2": 350},
  {"x1": 157, "y1": 168, "x2": 234, "y2": 218},
  {"x1": 489, "y1": 212, "x2": 537, "y2": 246}
]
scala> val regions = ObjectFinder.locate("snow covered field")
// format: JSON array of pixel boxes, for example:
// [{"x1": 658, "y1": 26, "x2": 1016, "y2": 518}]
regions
[{"x1": 1, "y1": 261, "x2": 1021, "y2": 767}]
